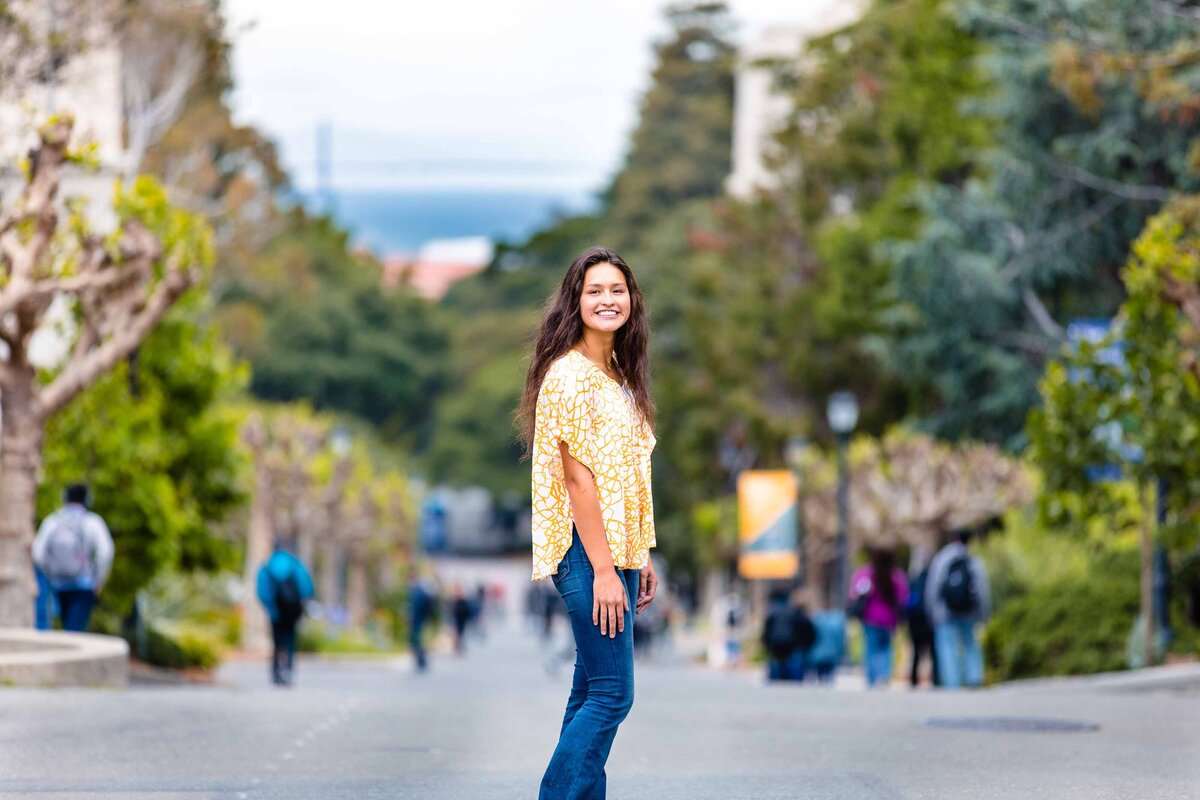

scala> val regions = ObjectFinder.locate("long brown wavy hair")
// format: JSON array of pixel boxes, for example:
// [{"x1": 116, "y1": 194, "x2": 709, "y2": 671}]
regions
[{"x1": 517, "y1": 246, "x2": 654, "y2": 458}]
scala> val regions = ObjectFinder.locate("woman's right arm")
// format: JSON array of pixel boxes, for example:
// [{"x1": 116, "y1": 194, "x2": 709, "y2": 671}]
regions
[{"x1": 560, "y1": 441, "x2": 628, "y2": 639}]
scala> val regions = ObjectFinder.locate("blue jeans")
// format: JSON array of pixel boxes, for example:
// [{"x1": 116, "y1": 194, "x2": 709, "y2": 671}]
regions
[
  {"x1": 410, "y1": 612, "x2": 429, "y2": 672},
  {"x1": 767, "y1": 651, "x2": 807, "y2": 682},
  {"x1": 935, "y1": 618, "x2": 983, "y2": 689},
  {"x1": 540, "y1": 531, "x2": 640, "y2": 800},
  {"x1": 56, "y1": 589, "x2": 96, "y2": 632},
  {"x1": 34, "y1": 569, "x2": 57, "y2": 630},
  {"x1": 271, "y1": 620, "x2": 297, "y2": 685},
  {"x1": 863, "y1": 624, "x2": 894, "y2": 687}
]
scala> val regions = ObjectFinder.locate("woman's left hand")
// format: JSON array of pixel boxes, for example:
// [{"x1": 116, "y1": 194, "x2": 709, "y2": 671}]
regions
[{"x1": 636, "y1": 559, "x2": 658, "y2": 615}]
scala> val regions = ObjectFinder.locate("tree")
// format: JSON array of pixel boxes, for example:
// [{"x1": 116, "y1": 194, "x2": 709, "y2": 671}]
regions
[
  {"x1": 1029, "y1": 196, "x2": 1200, "y2": 664},
  {"x1": 39, "y1": 310, "x2": 246, "y2": 623},
  {"x1": 797, "y1": 429, "x2": 1032, "y2": 595},
  {"x1": 601, "y1": 2, "x2": 736, "y2": 251},
  {"x1": 0, "y1": 118, "x2": 211, "y2": 626},
  {"x1": 218, "y1": 211, "x2": 448, "y2": 447},
  {"x1": 115, "y1": 0, "x2": 211, "y2": 179},
  {"x1": 0, "y1": 1, "x2": 113, "y2": 100},
  {"x1": 894, "y1": 0, "x2": 1200, "y2": 445}
]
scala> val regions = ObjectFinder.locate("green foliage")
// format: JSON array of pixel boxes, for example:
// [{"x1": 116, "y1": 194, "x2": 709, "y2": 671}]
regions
[
  {"x1": 601, "y1": 3, "x2": 736, "y2": 251},
  {"x1": 895, "y1": 0, "x2": 1200, "y2": 445},
  {"x1": 142, "y1": 621, "x2": 225, "y2": 671},
  {"x1": 115, "y1": 176, "x2": 215, "y2": 278},
  {"x1": 39, "y1": 312, "x2": 247, "y2": 619},
  {"x1": 297, "y1": 618, "x2": 393, "y2": 654},
  {"x1": 1029, "y1": 197, "x2": 1200, "y2": 551},
  {"x1": 218, "y1": 210, "x2": 448, "y2": 447},
  {"x1": 984, "y1": 548, "x2": 1139, "y2": 682}
]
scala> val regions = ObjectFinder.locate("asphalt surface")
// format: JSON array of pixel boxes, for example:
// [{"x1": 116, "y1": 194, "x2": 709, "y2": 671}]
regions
[{"x1": 1, "y1": 624, "x2": 1198, "y2": 799}]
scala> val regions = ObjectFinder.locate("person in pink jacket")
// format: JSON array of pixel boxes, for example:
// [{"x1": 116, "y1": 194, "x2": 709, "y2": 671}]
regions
[{"x1": 849, "y1": 548, "x2": 909, "y2": 688}]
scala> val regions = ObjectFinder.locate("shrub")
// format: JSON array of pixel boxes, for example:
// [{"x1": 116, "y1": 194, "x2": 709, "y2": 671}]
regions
[
  {"x1": 983, "y1": 549, "x2": 1138, "y2": 681},
  {"x1": 142, "y1": 621, "x2": 225, "y2": 671},
  {"x1": 296, "y1": 619, "x2": 392, "y2": 654}
]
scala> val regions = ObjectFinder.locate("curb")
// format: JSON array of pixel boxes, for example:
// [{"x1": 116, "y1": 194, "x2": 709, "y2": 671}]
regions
[{"x1": 0, "y1": 628, "x2": 129, "y2": 688}]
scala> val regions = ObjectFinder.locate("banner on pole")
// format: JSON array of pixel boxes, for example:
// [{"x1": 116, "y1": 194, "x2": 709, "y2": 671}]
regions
[{"x1": 737, "y1": 470, "x2": 799, "y2": 580}]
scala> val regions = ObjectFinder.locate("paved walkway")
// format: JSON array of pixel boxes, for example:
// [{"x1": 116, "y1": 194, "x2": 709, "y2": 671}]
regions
[{"x1": 0, "y1": 625, "x2": 1197, "y2": 799}]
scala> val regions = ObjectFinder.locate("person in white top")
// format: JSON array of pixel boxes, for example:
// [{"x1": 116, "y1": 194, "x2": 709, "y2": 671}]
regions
[{"x1": 32, "y1": 483, "x2": 114, "y2": 632}]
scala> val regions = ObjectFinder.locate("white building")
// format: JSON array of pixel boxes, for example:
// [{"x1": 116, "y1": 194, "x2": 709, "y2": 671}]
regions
[
  {"x1": 0, "y1": 15, "x2": 127, "y2": 371},
  {"x1": 0, "y1": 31, "x2": 126, "y2": 232},
  {"x1": 726, "y1": 3, "x2": 865, "y2": 200}
]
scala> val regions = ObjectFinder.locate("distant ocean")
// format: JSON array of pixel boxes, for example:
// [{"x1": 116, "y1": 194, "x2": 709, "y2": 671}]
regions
[{"x1": 301, "y1": 189, "x2": 597, "y2": 256}]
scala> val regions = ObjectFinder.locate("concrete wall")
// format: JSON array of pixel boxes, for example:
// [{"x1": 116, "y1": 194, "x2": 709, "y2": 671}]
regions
[{"x1": 0, "y1": 629, "x2": 129, "y2": 688}]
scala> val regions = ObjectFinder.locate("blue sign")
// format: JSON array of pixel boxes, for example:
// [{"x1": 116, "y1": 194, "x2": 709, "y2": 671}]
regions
[{"x1": 1068, "y1": 318, "x2": 1141, "y2": 482}]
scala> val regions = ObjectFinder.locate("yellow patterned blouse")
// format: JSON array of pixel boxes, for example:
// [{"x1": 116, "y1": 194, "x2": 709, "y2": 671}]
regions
[{"x1": 531, "y1": 349, "x2": 656, "y2": 581}]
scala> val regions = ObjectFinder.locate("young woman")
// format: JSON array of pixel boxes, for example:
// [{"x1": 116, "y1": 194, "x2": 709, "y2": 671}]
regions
[
  {"x1": 519, "y1": 246, "x2": 658, "y2": 800},
  {"x1": 849, "y1": 548, "x2": 909, "y2": 688}
]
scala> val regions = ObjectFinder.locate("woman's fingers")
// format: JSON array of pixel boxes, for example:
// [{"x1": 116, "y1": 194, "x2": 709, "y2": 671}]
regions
[{"x1": 593, "y1": 596, "x2": 600, "y2": 629}]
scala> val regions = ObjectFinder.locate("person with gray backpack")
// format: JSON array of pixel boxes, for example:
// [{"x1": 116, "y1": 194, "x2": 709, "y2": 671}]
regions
[
  {"x1": 31, "y1": 484, "x2": 114, "y2": 632},
  {"x1": 925, "y1": 528, "x2": 991, "y2": 689}
]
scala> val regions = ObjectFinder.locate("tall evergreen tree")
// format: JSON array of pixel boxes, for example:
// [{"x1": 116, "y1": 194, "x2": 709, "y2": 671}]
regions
[
  {"x1": 894, "y1": 0, "x2": 1200, "y2": 446},
  {"x1": 602, "y1": 3, "x2": 736, "y2": 250}
]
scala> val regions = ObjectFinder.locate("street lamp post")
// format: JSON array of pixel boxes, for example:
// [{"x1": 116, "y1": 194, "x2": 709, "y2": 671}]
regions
[{"x1": 826, "y1": 392, "x2": 859, "y2": 611}]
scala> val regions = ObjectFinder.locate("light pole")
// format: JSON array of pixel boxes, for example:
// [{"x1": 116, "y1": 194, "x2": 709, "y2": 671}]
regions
[{"x1": 826, "y1": 392, "x2": 858, "y2": 611}]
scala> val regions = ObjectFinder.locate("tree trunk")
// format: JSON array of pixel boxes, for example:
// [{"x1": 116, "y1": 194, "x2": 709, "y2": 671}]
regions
[
  {"x1": 1141, "y1": 479, "x2": 1156, "y2": 668},
  {"x1": 297, "y1": 528, "x2": 315, "y2": 572},
  {"x1": 0, "y1": 368, "x2": 44, "y2": 627},
  {"x1": 319, "y1": 538, "x2": 342, "y2": 610},
  {"x1": 345, "y1": 544, "x2": 368, "y2": 628},
  {"x1": 241, "y1": 457, "x2": 273, "y2": 653}
]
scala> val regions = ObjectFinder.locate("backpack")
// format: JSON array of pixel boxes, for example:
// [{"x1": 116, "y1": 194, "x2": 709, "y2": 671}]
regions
[
  {"x1": 939, "y1": 554, "x2": 978, "y2": 616},
  {"x1": 42, "y1": 514, "x2": 90, "y2": 580},
  {"x1": 763, "y1": 607, "x2": 799, "y2": 657},
  {"x1": 272, "y1": 571, "x2": 305, "y2": 625}
]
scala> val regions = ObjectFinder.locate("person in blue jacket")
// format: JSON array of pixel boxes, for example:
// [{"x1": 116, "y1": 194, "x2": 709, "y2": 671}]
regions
[{"x1": 256, "y1": 539, "x2": 314, "y2": 687}]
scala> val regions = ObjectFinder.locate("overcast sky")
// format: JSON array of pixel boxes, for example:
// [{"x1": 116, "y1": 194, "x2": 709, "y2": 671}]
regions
[{"x1": 225, "y1": 1, "x2": 851, "y2": 194}]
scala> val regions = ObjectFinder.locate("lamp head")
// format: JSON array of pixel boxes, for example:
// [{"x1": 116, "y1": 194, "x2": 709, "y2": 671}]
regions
[{"x1": 826, "y1": 391, "x2": 859, "y2": 436}]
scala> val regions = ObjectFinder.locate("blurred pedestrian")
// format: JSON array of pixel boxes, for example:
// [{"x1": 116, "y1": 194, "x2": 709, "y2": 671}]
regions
[
  {"x1": 471, "y1": 582, "x2": 487, "y2": 640},
  {"x1": 848, "y1": 548, "x2": 909, "y2": 689},
  {"x1": 256, "y1": 539, "x2": 314, "y2": 687},
  {"x1": 519, "y1": 247, "x2": 659, "y2": 800},
  {"x1": 450, "y1": 584, "x2": 472, "y2": 655},
  {"x1": 761, "y1": 587, "x2": 816, "y2": 682},
  {"x1": 32, "y1": 483, "x2": 114, "y2": 632},
  {"x1": 408, "y1": 569, "x2": 436, "y2": 673},
  {"x1": 926, "y1": 528, "x2": 991, "y2": 689},
  {"x1": 809, "y1": 607, "x2": 846, "y2": 684},
  {"x1": 906, "y1": 556, "x2": 939, "y2": 687}
]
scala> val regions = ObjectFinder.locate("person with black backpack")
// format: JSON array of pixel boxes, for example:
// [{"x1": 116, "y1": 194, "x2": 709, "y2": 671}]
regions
[
  {"x1": 256, "y1": 539, "x2": 314, "y2": 687},
  {"x1": 31, "y1": 483, "x2": 114, "y2": 632},
  {"x1": 925, "y1": 528, "x2": 991, "y2": 689},
  {"x1": 761, "y1": 587, "x2": 816, "y2": 682}
]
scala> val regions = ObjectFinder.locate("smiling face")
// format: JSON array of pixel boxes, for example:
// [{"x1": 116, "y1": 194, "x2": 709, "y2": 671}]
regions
[{"x1": 578, "y1": 262, "x2": 631, "y2": 334}]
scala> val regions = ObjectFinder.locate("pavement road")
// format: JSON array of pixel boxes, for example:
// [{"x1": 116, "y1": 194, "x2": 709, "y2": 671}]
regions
[{"x1": 1, "y1": 624, "x2": 1198, "y2": 799}]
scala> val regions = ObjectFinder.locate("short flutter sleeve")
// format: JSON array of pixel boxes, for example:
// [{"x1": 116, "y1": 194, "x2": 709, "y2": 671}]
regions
[{"x1": 537, "y1": 369, "x2": 602, "y2": 473}]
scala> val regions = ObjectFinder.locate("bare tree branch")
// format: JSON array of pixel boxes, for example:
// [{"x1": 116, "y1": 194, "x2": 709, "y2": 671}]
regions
[
  {"x1": 1052, "y1": 161, "x2": 1173, "y2": 203},
  {"x1": 119, "y1": 1, "x2": 206, "y2": 178},
  {"x1": 1022, "y1": 284, "x2": 1066, "y2": 340},
  {"x1": 36, "y1": 258, "x2": 198, "y2": 419}
]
